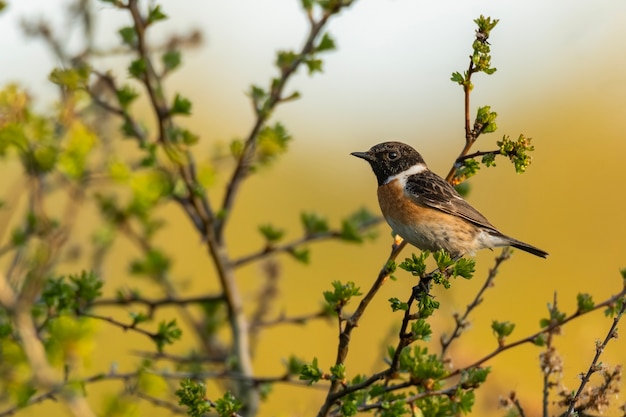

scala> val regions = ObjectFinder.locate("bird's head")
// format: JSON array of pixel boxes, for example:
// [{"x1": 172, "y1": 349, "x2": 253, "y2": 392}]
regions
[{"x1": 351, "y1": 141, "x2": 427, "y2": 186}]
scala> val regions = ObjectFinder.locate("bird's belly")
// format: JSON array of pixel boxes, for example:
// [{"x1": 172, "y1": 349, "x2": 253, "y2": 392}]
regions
[{"x1": 377, "y1": 180, "x2": 479, "y2": 256}]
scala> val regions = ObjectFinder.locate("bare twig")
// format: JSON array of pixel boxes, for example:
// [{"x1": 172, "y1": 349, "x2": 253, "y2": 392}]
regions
[{"x1": 92, "y1": 294, "x2": 224, "y2": 311}]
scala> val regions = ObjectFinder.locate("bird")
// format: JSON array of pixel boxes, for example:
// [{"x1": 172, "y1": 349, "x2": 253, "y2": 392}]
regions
[{"x1": 351, "y1": 141, "x2": 548, "y2": 259}]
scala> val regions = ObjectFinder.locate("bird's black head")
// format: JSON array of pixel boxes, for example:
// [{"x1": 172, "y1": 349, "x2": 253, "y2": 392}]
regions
[{"x1": 351, "y1": 141, "x2": 427, "y2": 186}]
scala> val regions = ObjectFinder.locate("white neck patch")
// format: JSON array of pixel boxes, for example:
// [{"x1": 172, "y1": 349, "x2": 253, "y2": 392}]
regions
[{"x1": 383, "y1": 163, "x2": 427, "y2": 186}]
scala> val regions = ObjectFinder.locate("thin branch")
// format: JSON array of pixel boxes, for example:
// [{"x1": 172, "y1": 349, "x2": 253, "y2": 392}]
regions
[
  {"x1": 215, "y1": 4, "x2": 352, "y2": 242},
  {"x1": 444, "y1": 286, "x2": 626, "y2": 381},
  {"x1": 455, "y1": 149, "x2": 500, "y2": 163},
  {"x1": 231, "y1": 217, "x2": 383, "y2": 268},
  {"x1": 131, "y1": 350, "x2": 227, "y2": 364},
  {"x1": 564, "y1": 296, "x2": 626, "y2": 416},
  {"x1": 250, "y1": 309, "x2": 331, "y2": 330},
  {"x1": 136, "y1": 392, "x2": 187, "y2": 415},
  {"x1": 80, "y1": 312, "x2": 161, "y2": 341},
  {"x1": 92, "y1": 294, "x2": 224, "y2": 310},
  {"x1": 440, "y1": 248, "x2": 511, "y2": 356}
]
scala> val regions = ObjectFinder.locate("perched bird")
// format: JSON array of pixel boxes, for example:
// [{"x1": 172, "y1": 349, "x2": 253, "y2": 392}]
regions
[{"x1": 351, "y1": 141, "x2": 548, "y2": 258}]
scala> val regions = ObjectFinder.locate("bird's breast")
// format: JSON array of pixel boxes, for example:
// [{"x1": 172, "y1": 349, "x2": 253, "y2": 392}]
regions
[{"x1": 377, "y1": 179, "x2": 479, "y2": 256}]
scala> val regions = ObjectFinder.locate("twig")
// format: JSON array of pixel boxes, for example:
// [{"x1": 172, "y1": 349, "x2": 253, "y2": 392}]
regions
[
  {"x1": 215, "y1": 2, "x2": 354, "y2": 242},
  {"x1": 250, "y1": 309, "x2": 330, "y2": 329},
  {"x1": 92, "y1": 294, "x2": 224, "y2": 311},
  {"x1": 440, "y1": 248, "x2": 511, "y2": 356},
  {"x1": 80, "y1": 312, "x2": 161, "y2": 341},
  {"x1": 231, "y1": 217, "x2": 382, "y2": 268},
  {"x1": 131, "y1": 350, "x2": 227, "y2": 364},
  {"x1": 444, "y1": 286, "x2": 626, "y2": 381},
  {"x1": 564, "y1": 295, "x2": 626, "y2": 416},
  {"x1": 455, "y1": 149, "x2": 499, "y2": 163},
  {"x1": 135, "y1": 392, "x2": 187, "y2": 415}
]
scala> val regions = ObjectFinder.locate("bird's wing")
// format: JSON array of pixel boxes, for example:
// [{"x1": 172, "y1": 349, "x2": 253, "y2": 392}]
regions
[{"x1": 404, "y1": 171, "x2": 498, "y2": 231}]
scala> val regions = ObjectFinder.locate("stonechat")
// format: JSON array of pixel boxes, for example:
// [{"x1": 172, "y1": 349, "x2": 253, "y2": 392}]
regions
[{"x1": 352, "y1": 141, "x2": 548, "y2": 258}]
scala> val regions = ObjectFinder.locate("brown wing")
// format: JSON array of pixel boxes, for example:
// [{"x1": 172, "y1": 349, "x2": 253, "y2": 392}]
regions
[{"x1": 404, "y1": 171, "x2": 499, "y2": 232}]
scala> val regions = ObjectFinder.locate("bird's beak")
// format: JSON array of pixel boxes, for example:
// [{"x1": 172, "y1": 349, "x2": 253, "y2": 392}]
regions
[{"x1": 350, "y1": 151, "x2": 375, "y2": 162}]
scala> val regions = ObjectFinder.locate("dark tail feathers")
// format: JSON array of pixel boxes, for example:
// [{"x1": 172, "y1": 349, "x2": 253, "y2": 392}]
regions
[{"x1": 509, "y1": 239, "x2": 549, "y2": 259}]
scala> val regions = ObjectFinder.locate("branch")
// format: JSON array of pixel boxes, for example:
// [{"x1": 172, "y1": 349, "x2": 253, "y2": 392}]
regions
[
  {"x1": 454, "y1": 149, "x2": 499, "y2": 163},
  {"x1": 444, "y1": 286, "x2": 626, "y2": 381},
  {"x1": 80, "y1": 312, "x2": 162, "y2": 341},
  {"x1": 249, "y1": 309, "x2": 331, "y2": 330},
  {"x1": 92, "y1": 294, "x2": 224, "y2": 311},
  {"x1": 231, "y1": 217, "x2": 382, "y2": 268},
  {"x1": 440, "y1": 248, "x2": 511, "y2": 356},
  {"x1": 564, "y1": 296, "x2": 626, "y2": 416},
  {"x1": 215, "y1": 3, "x2": 354, "y2": 242}
]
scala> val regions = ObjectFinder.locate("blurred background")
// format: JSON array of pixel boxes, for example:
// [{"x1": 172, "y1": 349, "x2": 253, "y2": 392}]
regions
[{"x1": 1, "y1": 0, "x2": 626, "y2": 415}]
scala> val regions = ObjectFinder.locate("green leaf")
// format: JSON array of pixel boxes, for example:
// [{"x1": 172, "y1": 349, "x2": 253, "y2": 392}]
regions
[
  {"x1": 276, "y1": 50, "x2": 298, "y2": 72},
  {"x1": 460, "y1": 366, "x2": 490, "y2": 388},
  {"x1": 162, "y1": 50, "x2": 181, "y2": 73},
  {"x1": 256, "y1": 122, "x2": 291, "y2": 165},
  {"x1": 330, "y1": 363, "x2": 346, "y2": 381},
  {"x1": 411, "y1": 319, "x2": 432, "y2": 341},
  {"x1": 389, "y1": 297, "x2": 408, "y2": 312},
  {"x1": 175, "y1": 379, "x2": 211, "y2": 417},
  {"x1": 49, "y1": 65, "x2": 91, "y2": 90},
  {"x1": 285, "y1": 356, "x2": 306, "y2": 375},
  {"x1": 316, "y1": 33, "x2": 336, "y2": 52},
  {"x1": 450, "y1": 71, "x2": 464, "y2": 84},
  {"x1": 116, "y1": 85, "x2": 139, "y2": 109},
  {"x1": 118, "y1": 26, "x2": 136, "y2": 46},
  {"x1": 481, "y1": 152, "x2": 496, "y2": 167},
  {"x1": 258, "y1": 224, "x2": 285, "y2": 243},
  {"x1": 128, "y1": 58, "x2": 147, "y2": 79},
  {"x1": 498, "y1": 134, "x2": 535, "y2": 173},
  {"x1": 215, "y1": 392, "x2": 242, "y2": 417},
  {"x1": 399, "y1": 252, "x2": 429, "y2": 277},
  {"x1": 475, "y1": 105, "x2": 498, "y2": 134},
  {"x1": 154, "y1": 319, "x2": 182, "y2": 352},
  {"x1": 299, "y1": 357, "x2": 323, "y2": 385},
  {"x1": 576, "y1": 293, "x2": 594, "y2": 313},
  {"x1": 491, "y1": 320, "x2": 515, "y2": 341},
  {"x1": 323, "y1": 281, "x2": 362, "y2": 311},
  {"x1": 301, "y1": 212, "x2": 329, "y2": 235},
  {"x1": 171, "y1": 93, "x2": 192, "y2": 115},
  {"x1": 339, "y1": 207, "x2": 378, "y2": 243},
  {"x1": 289, "y1": 247, "x2": 310, "y2": 264},
  {"x1": 453, "y1": 257, "x2": 475, "y2": 280},
  {"x1": 130, "y1": 311, "x2": 149, "y2": 326},
  {"x1": 129, "y1": 249, "x2": 171, "y2": 278},
  {"x1": 304, "y1": 58, "x2": 323, "y2": 75},
  {"x1": 146, "y1": 5, "x2": 168, "y2": 25}
]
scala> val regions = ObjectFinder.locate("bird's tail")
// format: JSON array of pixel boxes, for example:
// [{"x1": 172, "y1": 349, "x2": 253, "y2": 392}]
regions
[{"x1": 508, "y1": 238, "x2": 549, "y2": 259}]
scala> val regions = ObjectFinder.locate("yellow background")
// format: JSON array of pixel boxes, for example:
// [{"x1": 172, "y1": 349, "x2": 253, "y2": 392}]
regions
[{"x1": 1, "y1": 0, "x2": 626, "y2": 415}]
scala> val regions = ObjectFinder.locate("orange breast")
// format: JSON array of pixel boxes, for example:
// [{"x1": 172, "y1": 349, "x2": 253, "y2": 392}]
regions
[{"x1": 377, "y1": 179, "x2": 479, "y2": 256}]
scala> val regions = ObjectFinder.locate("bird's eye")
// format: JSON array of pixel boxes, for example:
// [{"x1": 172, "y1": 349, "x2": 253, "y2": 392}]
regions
[{"x1": 388, "y1": 152, "x2": 399, "y2": 160}]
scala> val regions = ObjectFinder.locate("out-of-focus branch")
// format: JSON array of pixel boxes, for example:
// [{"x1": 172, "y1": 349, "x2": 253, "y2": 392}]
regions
[
  {"x1": 215, "y1": 2, "x2": 355, "y2": 242},
  {"x1": 231, "y1": 217, "x2": 383, "y2": 268}
]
